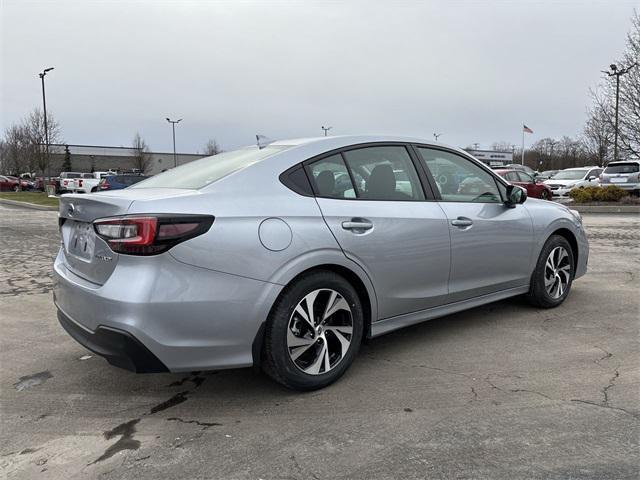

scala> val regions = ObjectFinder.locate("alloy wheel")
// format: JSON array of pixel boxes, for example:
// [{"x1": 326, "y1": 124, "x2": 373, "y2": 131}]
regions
[
  {"x1": 287, "y1": 289, "x2": 353, "y2": 375},
  {"x1": 544, "y1": 246, "x2": 571, "y2": 299}
]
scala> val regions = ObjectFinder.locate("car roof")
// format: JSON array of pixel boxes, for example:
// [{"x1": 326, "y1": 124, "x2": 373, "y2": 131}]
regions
[{"x1": 268, "y1": 134, "x2": 477, "y2": 161}]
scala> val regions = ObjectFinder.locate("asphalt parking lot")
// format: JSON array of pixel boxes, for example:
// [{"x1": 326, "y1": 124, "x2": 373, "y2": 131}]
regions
[{"x1": 0, "y1": 204, "x2": 638, "y2": 480}]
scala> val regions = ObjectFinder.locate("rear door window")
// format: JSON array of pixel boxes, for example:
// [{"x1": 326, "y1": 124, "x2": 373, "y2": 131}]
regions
[{"x1": 341, "y1": 146, "x2": 425, "y2": 200}]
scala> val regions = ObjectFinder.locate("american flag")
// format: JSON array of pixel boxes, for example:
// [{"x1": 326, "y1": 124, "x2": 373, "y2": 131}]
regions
[{"x1": 523, "y1": 124, "x2": 534, "y2": 134}]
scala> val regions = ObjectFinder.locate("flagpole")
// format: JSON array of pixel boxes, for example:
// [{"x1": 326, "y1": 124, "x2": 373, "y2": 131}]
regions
[{"x1": 521, "y1": 123, "x2": 525, "y2": 165}]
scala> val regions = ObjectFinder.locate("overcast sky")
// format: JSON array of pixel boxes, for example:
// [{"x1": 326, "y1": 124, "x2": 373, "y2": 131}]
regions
[{"x1": 1, "y1": 0, "x2": 637, "y2": 154}]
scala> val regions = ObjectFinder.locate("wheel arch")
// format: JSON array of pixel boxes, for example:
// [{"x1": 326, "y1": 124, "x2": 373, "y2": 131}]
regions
[{"x1": 252, "y1": 262, "x2": 377, "y2": 368}]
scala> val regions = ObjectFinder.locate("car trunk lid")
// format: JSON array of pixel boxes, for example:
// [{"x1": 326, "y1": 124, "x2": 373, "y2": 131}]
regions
[{"x1": 58, "y1": 189, "x2": 196, "y2": 285}]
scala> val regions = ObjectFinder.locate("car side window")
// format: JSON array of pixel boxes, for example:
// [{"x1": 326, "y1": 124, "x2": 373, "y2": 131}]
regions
[
  {"x1": 505, "y1": 171, "x2": 520, "y2": 182},
  {"x1": 416, "y1": 148, "x2": 502, "y2": 203},
  {"x1": 308, "y1": 154, "x2": 356, "y2": 199},
  {"x1": 341, "y1": 146, "x2": 424, "y2": 201},
  {"x1": 518, "y1": 172, "x2": 534, "y2": 183}
]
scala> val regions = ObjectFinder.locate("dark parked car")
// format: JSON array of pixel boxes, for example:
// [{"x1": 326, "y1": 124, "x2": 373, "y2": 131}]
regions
[
  {"x1": 495, "y1": 169, "x2": 553, "y2": 200},
  {"x1": 93, "y1": 174, "x2": 148, "y2": 192}
]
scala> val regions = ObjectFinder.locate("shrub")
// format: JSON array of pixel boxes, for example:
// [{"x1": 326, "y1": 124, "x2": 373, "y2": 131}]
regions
[
  {"x1": 595, "y1": 185, "x2": 628, "y2": 202},
  {"x1": 569, "y1": 188, "x2": 593, "y2": 203},
  {"x1": 568, "y1": 185, "x2": 628, "y2": 203}
]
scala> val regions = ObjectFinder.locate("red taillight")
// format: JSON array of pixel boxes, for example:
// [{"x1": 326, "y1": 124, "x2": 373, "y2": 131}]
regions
[
  {"x1": 99, "y1": 179, "x2": 110, "y2": 190},
  {"x1": 93, "y1": 215, "x2": 214, "y2": 255}
]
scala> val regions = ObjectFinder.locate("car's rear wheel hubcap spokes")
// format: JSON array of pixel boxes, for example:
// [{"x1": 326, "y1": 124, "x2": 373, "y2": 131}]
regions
[
  {"x1": 287, "y1": 289, "x2": 353, "y2": 375},
  {"x1": 544, "y1": 246, "x2": 571, "y2": 299}
]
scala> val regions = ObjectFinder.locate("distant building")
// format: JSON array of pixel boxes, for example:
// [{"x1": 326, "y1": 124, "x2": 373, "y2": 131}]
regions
[
  {"x1": 48, "y1": 144, "x2": 208, "y2": 176},
  {"x1": 466, "y1": 149, "x2": 513, "y2": 168}
]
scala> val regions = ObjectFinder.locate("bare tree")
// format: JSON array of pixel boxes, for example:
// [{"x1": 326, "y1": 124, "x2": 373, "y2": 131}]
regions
[
  {"x1": 2, "y1": 124, "x2": 30, "y2": 178},
  {"x1": 132, "y1": 132, "x2": 152, "y2": 173},
  {"x1": 584, "y1": 101, "x2": 614, "y2": 165},
  {"x1": 590, "y1": 11, "x2": 640, "y2": 160},
  {"x1": 23, "y1": 108, "x2": 62, "y2": 174},
  {"x1": 1, "y1": 108, "x2": 62, "y2": 178},
  {"x1": 203, "y1": 139, "x2": 223, "y2": 156}
]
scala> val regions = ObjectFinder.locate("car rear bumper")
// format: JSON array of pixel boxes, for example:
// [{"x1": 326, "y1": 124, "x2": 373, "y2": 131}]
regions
[
  {"x1": 601, "y1": 181, "x2": 640, "y2": 191},
  {"x1": 58, "y1": 309, "x2": 168, "y2": 373},
  {"x1": 53, "y1": 249, "x2": 283, "y2": 372}
]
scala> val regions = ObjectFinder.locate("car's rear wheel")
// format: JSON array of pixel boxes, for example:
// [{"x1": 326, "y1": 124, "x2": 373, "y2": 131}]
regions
[
  {"x1": 526, "y1": 235, "x2": 574, "y2": 308},
  {"x1": 262, "y1": 270, "x2": 363, "y2": 390}
]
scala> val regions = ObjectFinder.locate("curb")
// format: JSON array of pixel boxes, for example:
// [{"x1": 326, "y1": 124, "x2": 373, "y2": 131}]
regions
[
  {"x1": 571, "y1": 204, "x2": 640, "y2": 214},
  {"x1": 0, "y1": 198, "x2": 59, "y2": 211}
]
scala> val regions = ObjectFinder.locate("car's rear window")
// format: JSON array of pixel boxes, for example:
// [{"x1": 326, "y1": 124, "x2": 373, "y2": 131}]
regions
[
  {"x1": 131, "y1": 145, "x2": 289, "y2": 189},
  {"x1": 604, "y1": 162, "x2": 639, "y2": 174}
]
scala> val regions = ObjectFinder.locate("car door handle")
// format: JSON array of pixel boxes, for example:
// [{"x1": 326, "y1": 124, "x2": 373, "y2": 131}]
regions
[
  {"x1": 451, "y1": 217, "x2": 473, "y2": 228},
  {"x1": 342, "y1": 219, "x2": 373, "y2": 231}
]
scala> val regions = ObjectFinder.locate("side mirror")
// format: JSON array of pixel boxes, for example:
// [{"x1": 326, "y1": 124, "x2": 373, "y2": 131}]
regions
[
  {"x1": 505, "y1": 185, "x2": 527, "y2": 208},
  {"x1": 588, "y1": 175, "x2": 597, "y2": 181}
]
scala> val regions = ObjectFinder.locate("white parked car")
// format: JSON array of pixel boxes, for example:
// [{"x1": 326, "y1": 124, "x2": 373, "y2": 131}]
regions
[
  {"x1": 544, "y1": 166, "x2": 603, "y2": 197},
  {"x1": 599, "y1": 161, "x2": 640, "y2": 195}
]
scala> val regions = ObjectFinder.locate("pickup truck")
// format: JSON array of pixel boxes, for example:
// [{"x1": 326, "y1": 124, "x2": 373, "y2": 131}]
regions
[
  {"x1": 58, "y1": 172, "x2": 83, "y2": 193},
  {"x1": 66, "y1": 171, "x2": 115, "y2": 193}
]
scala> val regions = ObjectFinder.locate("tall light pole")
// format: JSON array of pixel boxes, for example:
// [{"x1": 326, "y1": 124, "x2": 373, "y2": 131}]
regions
[
  {"x1": 433, "y1": 132, "x2": 442, "y2": 141},
  {"x1": 321, "y1": 126, "x2": 332, "y2": 136},
  {"x1": 39, "y1": 67, "x2": 54, "y2": 183},
  {"x1": 166, "y1": 118, "x2": 182, "y2": 168},
  {"x1": 603, "y1": 62, "x2": 637, "y2": 162}
]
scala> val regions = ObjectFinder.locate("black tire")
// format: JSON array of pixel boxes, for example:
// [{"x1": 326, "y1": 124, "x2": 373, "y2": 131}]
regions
[
  {"x1": 526, "y1": 235, "x2": 574, "y2": 308},
  {"x1": 262, "y1": 270, "x2": 364, "y2": 391},
  {"x1": 13, "y1": 185, "x2": 19, "y2": 192},
  {"x1": 541, "y1": 190, "x2": 549, "y2": 200}
]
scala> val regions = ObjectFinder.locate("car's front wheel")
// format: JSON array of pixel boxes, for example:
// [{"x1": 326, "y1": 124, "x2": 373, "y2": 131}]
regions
[
  {"x1": 526, "y1": 235, "x2": 574, "y2": 308},
  {"x1": 262, "y1": 270, "x2": 364, "y2": 390}
]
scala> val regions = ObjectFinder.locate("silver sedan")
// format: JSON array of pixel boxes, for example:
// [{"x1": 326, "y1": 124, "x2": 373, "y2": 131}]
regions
[{"x1": 53, "y1": 135, "x2": 588, "y2": 390}]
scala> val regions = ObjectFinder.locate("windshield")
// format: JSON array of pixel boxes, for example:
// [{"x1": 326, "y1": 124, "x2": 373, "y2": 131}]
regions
[
  {"x1": 131, "y1": 145, "x2": 289, "y2": 189},
  {"x1": 604, "y1": 162, "x2": 639, "y2": 174},
  {"x1": 553, "y1": 170, "x2": 588, "y2": 180}
]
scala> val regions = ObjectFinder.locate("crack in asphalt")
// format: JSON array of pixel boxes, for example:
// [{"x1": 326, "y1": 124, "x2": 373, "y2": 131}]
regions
[
  {"x1": 594, "y1": 346, "x2": 613, "y2": 365},
  {"x1": 602, "y1": 369, "x2": 620, "y2": 405},
  {"x1": 570, "y1": 399, "x2": 640, "y2": 420},
  {"x1": 290, "y1": 454, "x2": 320, "y2": 480},
  {"x1": 167, "y1": 417, "x2": 222, "y2": 429}
]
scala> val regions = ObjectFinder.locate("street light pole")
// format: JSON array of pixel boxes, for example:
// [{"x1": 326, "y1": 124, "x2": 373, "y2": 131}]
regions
[
  {"x1": 433, "y1": 133, "x2": 442, "y2": 141},
  {"x1": 603, "y1": 62, "x2": 637, "y2": 162},
  {"x1": 321, "y1": 126, "x2": 332, "y2": 136},
  {"x1": 38, "y1": 67, "x2": 54, "y2": 184},
  {"x1": 166, "y1": 118, "x2": 182, "y2": 168}
]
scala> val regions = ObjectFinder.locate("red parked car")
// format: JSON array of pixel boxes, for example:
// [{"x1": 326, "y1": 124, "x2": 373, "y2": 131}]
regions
[
  {"x1": 0, "y1": 175, "x2": 21, "y2": 191},
  {"x1": 495, "y1": 169, "x2": 553, "y2": 200}
]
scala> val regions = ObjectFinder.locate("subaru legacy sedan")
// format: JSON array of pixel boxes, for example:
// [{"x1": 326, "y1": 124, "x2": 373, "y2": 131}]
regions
[{"x1": 54, "y1": 136, "x2": 588, "y2": 390}]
